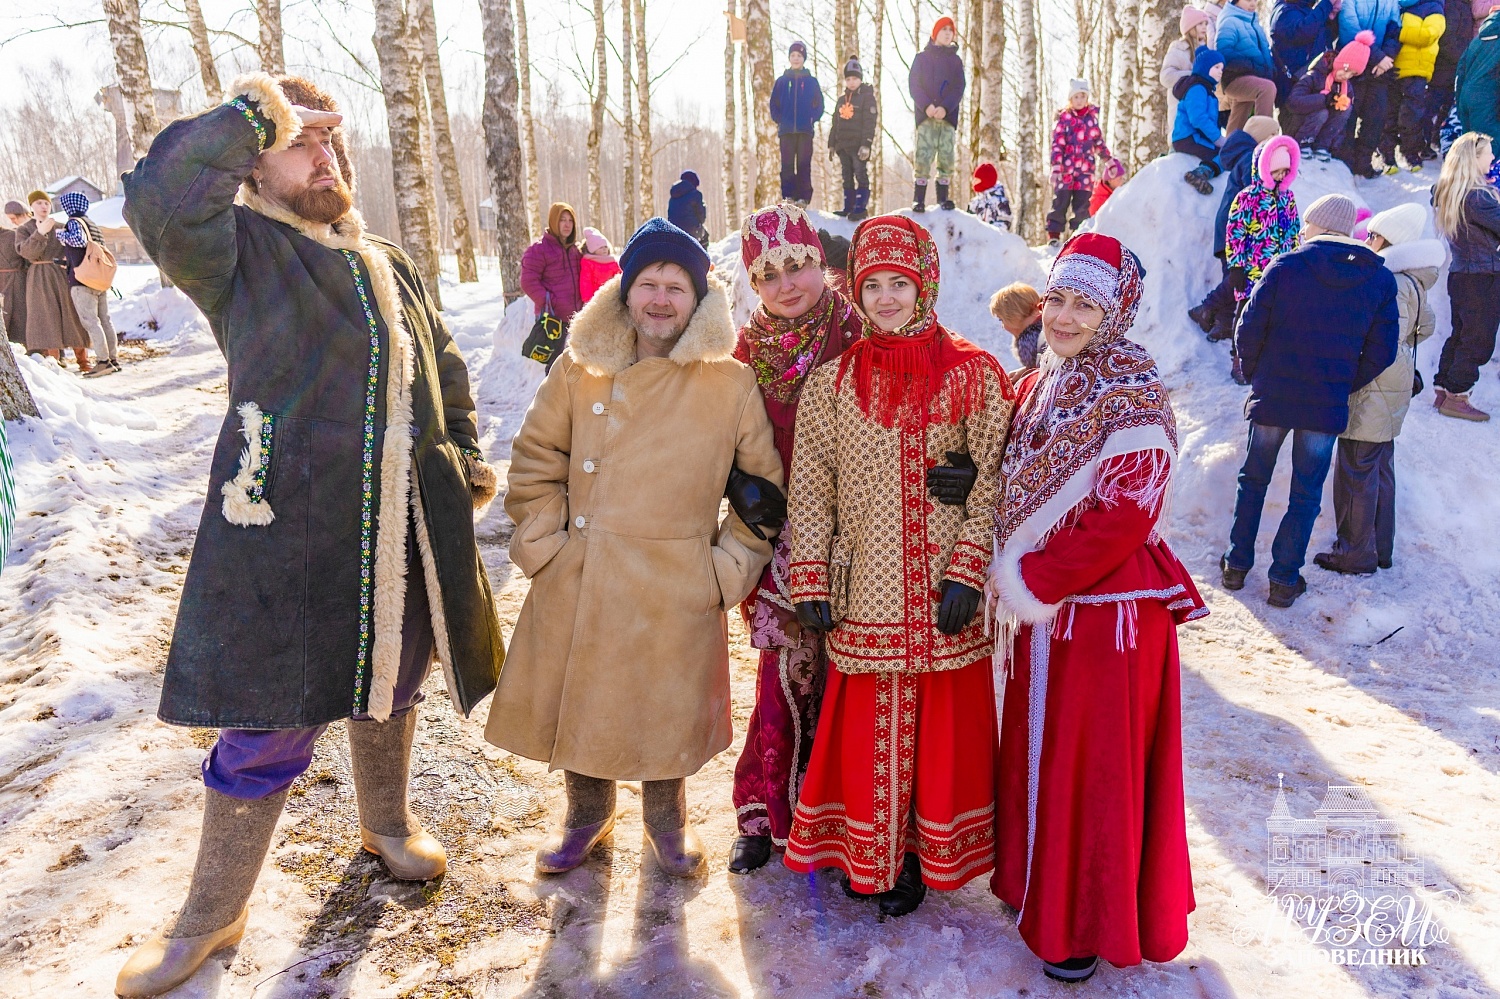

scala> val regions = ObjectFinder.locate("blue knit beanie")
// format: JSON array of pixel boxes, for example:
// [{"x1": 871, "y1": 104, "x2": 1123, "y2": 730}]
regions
[{"x1": 618, "y1": 217, "x2": 711, "y2": 302}]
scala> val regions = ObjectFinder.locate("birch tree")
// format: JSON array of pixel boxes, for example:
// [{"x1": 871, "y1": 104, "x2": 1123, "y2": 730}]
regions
[
  {"x1": 516, "y1": 0, "x2": 541, "y2": 241},
  {"x1": 372, "y1": 0, "x2": 442, "y2": 308},
  {"x1": 183, "y1": 0, "x2": 221, "y2": 105},
  {"x1": 0, "y1": 344, "x2": 38, "y2": 421},
  {"x1": 978, "y1": 0, "x2": 1004, "y2": 164},
  {"x1": 739, "y1": 20, "x2": 755, "y2": 212},
  {"x1": 102, "y1": 0, "x2": 160, "y2": 158},
  {"x1": 478, "y1": 0, "x2": 529, "y2": 299},
  {"x1": 255, "y1": 0, "x2": 285, "y2": 75},
  {"x1": 587, "y1": 0, "x2": 608, "y2": 226},
  {"x1": 871, "y1": 0, "x2": 885, "y2": 207},
  {"x1": 634, "y1": 0, "x2": 654, "y2": 222},
  {"x1": 413, "y1": 0, "x2": 478, "y2": 282},
  {"x1": 1109, "y1": 0, "x2": 1139, "y2": 161},
  {"x1": 622, "y1": 0, "x2": 637, "y2": 236},
  {"x1": 1015, "y1": 0, "x2": 1044, "y2": 239},
  {"x1": 1134, "y1": 0, "x2": 1176, "y2": 164},
  {"x1": 723, "y1": 7, "x2": 739, "y2": 227},
  {"x1": 744, "y1": 0, "x2": 778, "y2": 209},
  {"x1": 966, "y1": 0, "x2": 984, "y2": 167}
]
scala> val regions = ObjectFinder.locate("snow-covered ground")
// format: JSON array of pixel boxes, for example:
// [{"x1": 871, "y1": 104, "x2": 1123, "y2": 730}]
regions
[{"x1": 2, "y1": 162, "x2": 1499, "y2": 998}]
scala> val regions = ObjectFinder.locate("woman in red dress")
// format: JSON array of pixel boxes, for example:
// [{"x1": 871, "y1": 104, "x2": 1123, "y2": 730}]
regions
[{"x1": 986, "y1": 233, "x2": 1205, "y2": 983}]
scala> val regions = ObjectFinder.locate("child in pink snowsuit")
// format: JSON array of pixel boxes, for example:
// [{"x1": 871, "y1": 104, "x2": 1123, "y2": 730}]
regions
[{"x1": 578, "y1": 227, "x2": 621, "y2": 304}]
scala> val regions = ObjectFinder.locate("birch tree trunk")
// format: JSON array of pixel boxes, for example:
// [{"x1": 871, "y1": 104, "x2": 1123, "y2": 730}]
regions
[
  {"x1": 966, "y1": 0, "x2": 984, "y2": 169},
  {"x1": 723, "y1": 9, "x2": 738, "y2": 227},
  {"x1": 978, "y1": 0, "x2": 1004, "y2": 163},
  {"x1": 587, "y1": 0, "x2": 608, "y2": 226},
  {"x1": 634, "y1": 0, "x2": 654, "y2": 223},
  {"x1": 478, "y1": 0, "x2": 528, "y2": 300},
  {"x1": 515, "y1": 0, "x2": 541, "y2": 242},
  {"x1": 183, "y1": 0, "x2": 221, "y2": 105},
  {"x1": 1016, "y1": 0, "x2": 1045, "y2": 240},
  {"x1": 1108, "y1": 0, "x2": 1138, "y2": 162},
  {"x1": 1134, "y1": 0, "x2": 1176, "y2": 164},
  {"x1": 255, "y1": 0, "x2": 285, "y2": 75},
  {"x1": 622, "y1": 0, "x2": 638, "y2": 236},
  {"x1": 739, "y1": 23, "x2": 754, "y2": 213},
  {"x1": 372, "y1": 0, "x2": 442, "y2": 309},
  {"x1": 412, "y1": 0, "x2": 477, "y2": 282},
  {"x1": 872, "y1": 0, "x2": 885, "y2": 208},
  {"x1": 0, "y1": 344, "x2": 38, "y2": 421},
  {"x1": 102, "y1": 0, "x2": 160, "y2": 158},
  {"x1": 744, "y1": 0, "x2": 778, "y2": 209}
]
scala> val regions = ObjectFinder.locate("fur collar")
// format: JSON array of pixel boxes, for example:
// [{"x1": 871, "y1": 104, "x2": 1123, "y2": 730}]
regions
[
  {"x1": 238, "y1": 185, "x2": 368, "y2": 250},
  {"x1": 1380, "y1": 237, "x2": 1447, "y2": 277},
  {"x1": 565, "y1": 273, "x2": 736, "y2": 378}
]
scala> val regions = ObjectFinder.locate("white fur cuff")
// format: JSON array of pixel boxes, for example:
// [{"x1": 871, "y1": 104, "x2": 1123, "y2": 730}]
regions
[
  {"x1": 228, "y1": 72, "x2": 300, "y2": 153},
  {"x1": 993, "y1": 547, "x2": 1062, "y2": 624}
]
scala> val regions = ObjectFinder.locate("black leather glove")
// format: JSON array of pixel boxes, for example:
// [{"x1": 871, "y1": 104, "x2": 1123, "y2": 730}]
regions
[
  {"x1": 926, "y1": 451, "x2": 977, "y2": 506},
  {"x1": 795, "y1": 600, "x2": 834, "y2": 633},
  {"x1": 725, "y1": 466, "x2": 787, "y2": 541},
  {"x1": 936, "y1": 580, "x2": 981, "y2": 635},
  {"x1": 1227, "y1": 266, "x2": 1249, "y2": 294}
]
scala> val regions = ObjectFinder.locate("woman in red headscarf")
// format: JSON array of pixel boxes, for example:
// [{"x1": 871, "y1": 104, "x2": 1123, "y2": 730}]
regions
[
  {"x1": 986, "y1": 233, "x2": 1204, "y2": 983},
  {"x1": 781, "y1": 214, "x2": 1013, "y2": 917}
]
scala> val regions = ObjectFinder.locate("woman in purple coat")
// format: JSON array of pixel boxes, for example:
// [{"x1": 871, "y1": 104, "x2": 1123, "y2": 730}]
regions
[{"x1": 520, "y1": 202, "x2": 585, "y2": 328}]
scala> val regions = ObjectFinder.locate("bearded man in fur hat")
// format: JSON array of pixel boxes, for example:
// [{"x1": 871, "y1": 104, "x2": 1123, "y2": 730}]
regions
[{"x1": 115, "y1": 74, "x2": 505, "y2": 996}]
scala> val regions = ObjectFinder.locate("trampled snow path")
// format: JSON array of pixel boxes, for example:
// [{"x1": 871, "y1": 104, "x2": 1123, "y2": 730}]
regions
[{"x1": 1, "y1": 185, "x2": 1498, "y2": 997}]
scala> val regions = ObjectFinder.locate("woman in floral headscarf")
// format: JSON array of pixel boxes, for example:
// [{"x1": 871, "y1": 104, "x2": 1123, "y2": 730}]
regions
[
  {"x1": 781, "y1": 214, "x2": 1013, "y2": 917},
  {"x1": 986, "y1": 233, "x2": 1204, "y2": 983}
]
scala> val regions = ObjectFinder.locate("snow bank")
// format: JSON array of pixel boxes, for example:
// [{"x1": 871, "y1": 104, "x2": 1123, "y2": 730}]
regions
[{"x1": 106, "y1": 266, "x2": 207, "y2": 346}]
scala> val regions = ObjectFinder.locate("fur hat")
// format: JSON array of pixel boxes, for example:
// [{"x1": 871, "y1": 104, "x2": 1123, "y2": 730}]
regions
[
  {"x1": 1367, "y1": 203, "x2": 1427, "y2": 246},
  {"x1": 619, "y1": 217, "x2": 711, "y2": 302},
  {"x1": 1304, "y1": 193, "x2": 1359, "y2": 236},
  {"x1": 1180, "y1": 6, "x2": 1212, "y2": 34},
  {"x1": 973, "y1": 161, "x2": 999, "y2": 193},
  {"x1": 274, "y1": 75, "x2": 356, "y2": 193},
  {"x1": 741, "y1": 202, "x2": 824, "y2": 281},
  {"x1": 1243, "y1": 115, "x2": 1282, "y2": 145}
]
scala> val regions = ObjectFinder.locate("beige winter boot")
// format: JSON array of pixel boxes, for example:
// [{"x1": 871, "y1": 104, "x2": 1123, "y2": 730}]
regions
[
  {"x1": 348, "y1": 711, "x2": 447, "y2": 881},
  {"x1": 535, "y1": 772, "x2": 617, "y2": 874},
  {"x1": 115, "y1": 788, "x2": 287, "y2": 997},
  {"x1": 1438, "y1": 391, "x2": 1491, "y2": 422},
  {"x1": 642, "y1": 778, "x2": 704, "y2": 877}
]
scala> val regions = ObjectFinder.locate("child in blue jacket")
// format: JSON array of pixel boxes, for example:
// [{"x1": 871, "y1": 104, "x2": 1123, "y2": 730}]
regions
[{"x1": 1173, "y1": 47, "x2": 1228, "y2": 193}]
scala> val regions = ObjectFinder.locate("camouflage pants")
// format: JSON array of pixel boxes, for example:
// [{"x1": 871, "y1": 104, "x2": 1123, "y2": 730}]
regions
[{"x1": 914, "y1": 118, "x2": 956, "y2": 183}]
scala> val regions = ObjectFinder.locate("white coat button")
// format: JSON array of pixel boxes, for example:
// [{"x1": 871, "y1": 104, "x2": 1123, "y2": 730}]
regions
[
  {"x1": 575, "y1": 515, "x2": 586, "y2": 528},
  {"x1": 583, "y1": 460, "x2": 596, "y2": 473},
  {"x1": 592, "y1": 402, "x2": 604, "y2": 415}
]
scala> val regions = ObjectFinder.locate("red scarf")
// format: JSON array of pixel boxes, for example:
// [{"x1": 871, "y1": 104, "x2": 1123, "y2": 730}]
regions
[{"x1": 837, "y1": 323, "x2": 1003, "y2": 429}]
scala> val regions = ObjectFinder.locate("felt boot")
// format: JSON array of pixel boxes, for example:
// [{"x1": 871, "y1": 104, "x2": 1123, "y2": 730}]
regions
[
  {"x1": 536, "y1": 772, "x2": 617, "y2": 874},
  {"x1": 935, "y1": 180, "x2": 955, "y2": 210},
  {"x1": 912, "y1": 181, "x2": 928, "y2": 213},
  {"x1": 642, "y1": 778, "x2": 704, "y2": 877},
  {"x1": 116, "y1": 788, "x2": 286, "y2": 998},
  {"x1": 348, "y1": 712, "x2": 447, "y2": 881}
]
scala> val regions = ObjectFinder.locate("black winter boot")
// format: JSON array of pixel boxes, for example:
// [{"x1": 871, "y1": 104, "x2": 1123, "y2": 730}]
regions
[
  {"x1": 935, "y1": 180, "x2": 954, "y2": 210},
  {"x1": 850, "y1": 187, "x2": 870, "y2": 221},
  {"x1": 876, "y1": 851, "x2": 928, "y2": 917},
  {"x1": 912, "y1": 181, "x2": 928, "y2": 213},
  {"x1": 728, "y1": 834, "x2": 773, "y2": 874},
  {"x1": 834, "y1": 188, "x2": 852, "y2": 217},
  {"x1": 1208, "y1": 311, "x2": 1237, "y2": 342}
]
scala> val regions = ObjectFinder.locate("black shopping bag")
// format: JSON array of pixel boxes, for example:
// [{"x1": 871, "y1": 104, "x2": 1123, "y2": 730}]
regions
[{"x1": 521, "y1": 310, "x2": 566, "y2": 365}]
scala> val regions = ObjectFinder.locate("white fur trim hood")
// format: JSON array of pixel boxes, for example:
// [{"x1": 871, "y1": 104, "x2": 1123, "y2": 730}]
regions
[{"x1": 564, "y1": 273, "x2": 736, "y2": 378}]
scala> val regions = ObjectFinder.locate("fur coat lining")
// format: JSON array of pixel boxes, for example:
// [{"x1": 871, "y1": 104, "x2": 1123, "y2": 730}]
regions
[{"x1": 565, "y1": 273, "x2": 736, "y2": 378}]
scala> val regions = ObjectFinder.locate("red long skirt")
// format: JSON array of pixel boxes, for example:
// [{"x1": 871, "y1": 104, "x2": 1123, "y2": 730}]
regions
[
  {"x1": 991, "y1": 599, "x2": 1195, "y2": 967},
  {"x1": 784, "y1": 656, "x2": 998, "y2": 893}
]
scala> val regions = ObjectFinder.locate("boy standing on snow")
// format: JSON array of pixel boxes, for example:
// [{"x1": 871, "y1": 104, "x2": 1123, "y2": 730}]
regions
[
  {"x1": 828, "y1": 57, "x2": 878, "y2": 221},
  {"x1": 909, "y1": 17, "x2": 966, "y2": 212},
  {"x1": 1048, "y1": 79, "x2": 1112, "y2": 245},
  {"x1": 1224, "y1": 193, "x2": 1399, "y2": 608},
  {"x1": 1316, "y1": 203, "x2": 1440, "y2": 574},
  {"x1": 770, "y1": 41, "x2": 825, "y2": 206},
  {"x1": 1380, "y1": 0, "x2": 1448, "y2": 170}
]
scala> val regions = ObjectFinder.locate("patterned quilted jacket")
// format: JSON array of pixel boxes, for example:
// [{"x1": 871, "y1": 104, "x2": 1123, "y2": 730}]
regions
[
  {"x1": 1226, "y1": 136, "x2": 1303, "y2": 299},
  {"x1": 1050, "y1": 105, "x2": 1112, "y2": 191}
]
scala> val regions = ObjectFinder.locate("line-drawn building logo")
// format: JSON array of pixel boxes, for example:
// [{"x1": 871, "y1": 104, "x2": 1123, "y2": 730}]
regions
[{"x1": 1265, "y1": 775, "x2": 1424, "y2": 896}]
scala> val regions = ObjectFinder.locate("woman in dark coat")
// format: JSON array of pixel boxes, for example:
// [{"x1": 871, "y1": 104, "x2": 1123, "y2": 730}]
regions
[{"x1": 115, "y1": 73, "x2": 504, "y2": 997}]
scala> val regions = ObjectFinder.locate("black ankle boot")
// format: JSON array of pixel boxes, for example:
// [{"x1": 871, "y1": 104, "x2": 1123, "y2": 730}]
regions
[
  {"x1": 834, "y1": 188, "x2": 852, "y2": 217},
  {"x1": 727, "y1": 834, "x2": 772, "y2": 874},
  {"x1": 935, "y1": 180, "x2": 954, "y2": 210},
  {"x1": 912, "y1": 181, "x2": 927, "y2": 212},
  {"x1": 1043, "y1": 956, "x2": 1099, "y2": 983},
  {"x1": 876, "y1": 852, "x2": 927, "y2": 917}
]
